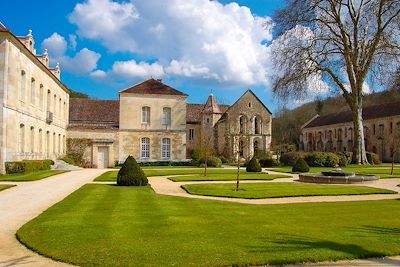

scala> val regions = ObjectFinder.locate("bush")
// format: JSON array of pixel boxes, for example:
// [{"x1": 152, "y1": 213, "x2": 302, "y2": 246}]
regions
[
  {"x1": 219, "y1": 156, "x2": 228, "y2": 164},
  {"x1": 292, "y1": 158, "x2": 310, "y2": 173},
  {"x1": 280, "y1": 152, "x2": 302, "y2": 166},
  {"x1": 190, "y1": 149, "x2": 202, "y2": 166},
  {"x1": 117, "y1": 156, "x2": 148, "y2": 186},
  {"x1": 366, "y1": 152, "x2": 381, "y2": 165},
  {"x1": 5, "y1": 160, "x2": 53, "y2": 174},
  {"x1": 259, "y1": 158, "x2": 279, "y2": 167},
  {"x1": 336, "y1": 152, "x2": 349, "y2": 167},
  {"x1": 304, "y1": 152, "x2": 327, "y2": 167},
  {"x1": 199, "y1": 156, "x2": 222, "y2": 168},
  {"x1": 325, "y1": 153, "x2": 340, "y2": 167},
  {"x1": 246, "y1": 157, "x2": 262, "y2": 172}
]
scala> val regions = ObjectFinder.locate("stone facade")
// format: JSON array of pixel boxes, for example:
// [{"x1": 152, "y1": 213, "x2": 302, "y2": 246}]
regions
[
  {"x1": 300, "y1": 102, "x2": 400, "y2": 162},
  {"x1": 0, "y1": 27, "x2": 69, "y2": 173}
]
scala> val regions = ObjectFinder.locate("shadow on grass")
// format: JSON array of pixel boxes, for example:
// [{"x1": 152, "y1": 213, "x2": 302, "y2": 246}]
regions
[
  {"x1": 345, "y1": 225, "x2": 400, "y2": 237},
  {"x1": 247, "y1": 233, "x2": 395, "y2": 265}
]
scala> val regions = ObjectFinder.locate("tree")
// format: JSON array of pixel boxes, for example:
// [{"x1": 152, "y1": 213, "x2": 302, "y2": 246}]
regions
[
  {"x1": 199, "y1": 126, "x2": 214, "y2": 177},
  {"x1": 69, "y1": 88, "x2": 90, "y2": 99},
  {"x1": 389, "y1": 124, "x2": 400, "y2": 175},
  {"x1": 271, "y1": 0, "x2": 400, "y2": 164}
]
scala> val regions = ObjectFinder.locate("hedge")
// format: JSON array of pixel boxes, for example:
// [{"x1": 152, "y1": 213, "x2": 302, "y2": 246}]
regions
[
  {"x1": 280, "y1": 152, "x2": 303, "y2": 166},
  {"x1": 5, "y1": 159, "x2": 54, "y2": 174},
  {"x1": 259, "y1": 158, "x2": 280, "y2": 167}
]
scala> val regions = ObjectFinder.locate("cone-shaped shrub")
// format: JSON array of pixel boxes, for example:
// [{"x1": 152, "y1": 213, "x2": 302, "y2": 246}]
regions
[
  {"x1": 246, "y1": 156, "x2": 262, "y2": 172},
  {"x1": 117, "y1": 156, "x2": 148, "y2": 186},
  {"x1": 292, "y1": 158, "x2": 310, "y2": 173}
]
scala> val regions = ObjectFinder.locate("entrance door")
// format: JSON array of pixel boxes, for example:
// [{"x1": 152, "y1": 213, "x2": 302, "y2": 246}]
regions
[{"x1": 97, "y1": 147, "x2": 109, "y2": 169}]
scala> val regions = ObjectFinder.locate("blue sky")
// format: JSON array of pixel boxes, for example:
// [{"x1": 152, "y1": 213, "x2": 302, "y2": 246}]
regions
[{"x1": 1, "y1": 0, "x2": 287, "y2": 111}]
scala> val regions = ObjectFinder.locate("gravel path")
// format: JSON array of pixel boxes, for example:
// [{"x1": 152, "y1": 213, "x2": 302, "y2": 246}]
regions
[{"x1": 0, "y1": 169, "x2": 108, "y2": 267}]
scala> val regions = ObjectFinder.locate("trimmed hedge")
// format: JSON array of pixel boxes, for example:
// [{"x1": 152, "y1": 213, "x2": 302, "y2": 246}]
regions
[
  {"x1": 280, "y1": 152, "x2": 302, "y2": 166},
  {"x1": 117, "y1": 156, "x2": 148, "y2": 186},
  {"x1": 5, "y1": 160, "x2": 54, "y2": 174},
  {"x1": 246, "y1": 157, "x2": 262, "y2": 172},
  {"x1": 292, "y1": 158, "x2": 309, "y2": 173}
]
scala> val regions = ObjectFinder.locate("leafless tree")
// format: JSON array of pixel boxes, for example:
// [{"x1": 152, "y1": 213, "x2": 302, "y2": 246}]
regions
[
  {"x1": 389, "y1": 124, "x2": 400, "y2": 175},
  {"x1": 271, "y1": 0, "x2": 400, "y2": 164},
  {"x1": 200, "y1": 130, "x2": 214, "y2": 177}
]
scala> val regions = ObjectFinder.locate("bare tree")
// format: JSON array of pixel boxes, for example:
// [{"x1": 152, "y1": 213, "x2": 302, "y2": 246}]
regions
[
  {"x1": 389, "y1": 124, "x2": 400, "y2": 175},
  {"x1": 232, "y1": 133, "x2": 244, "y2": 191},
  {"x1": 200, "y1": 130, "x2": 214, "y2": 177},
  {"x1": 271, "y1": 0, "x2": 400, "y2": 164}
]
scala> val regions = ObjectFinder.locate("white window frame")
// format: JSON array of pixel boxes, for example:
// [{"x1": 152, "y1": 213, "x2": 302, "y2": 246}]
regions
[
  {"x1": 162, "y1": 138, "x2": 171, "y2": 159},
  {"x1": 141, "y1": 137, "x2": 150, "y2": 159},
  {"x1": 142, "y1": 106, "x2": 151, "y2": 124}
]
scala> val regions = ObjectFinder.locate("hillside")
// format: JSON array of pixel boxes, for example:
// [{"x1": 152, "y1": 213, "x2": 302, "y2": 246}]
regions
[{"x1": 272, "y1": 88, "x2": 400, "y2": 147}]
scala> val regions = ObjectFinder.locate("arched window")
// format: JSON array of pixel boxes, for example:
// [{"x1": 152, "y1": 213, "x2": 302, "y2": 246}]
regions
[
  {"x1": 349, "y1": 128, "x2": 353, "y2": 141},
  {"x1": 253, "y1": 140, "x2": 259, "y2": 154},
  {"x1": 20, "y1": 70, "x2": 26, "y2": 100},
  {"x1": 53, "y1": 132, "x2": 56, "y2": 154},
  {"x1": 58, "y1": 134, "x2": 61, "y2": 153},
  {"x1": 19, "y1": 124, "x2": 25, "y2": 153},
  {"x1": 39, "y1": 84, "x2": 44, "y2": 108},
  {"x1": 30, "y1": 126, "x2": 34, "y2": 153},
  {"x1": 53, "y1": 95, "x2": 57, "y2": 114},
  {"x1": 30, "y1": 78, "x2": 35, "y2": 104},
  {"x1": 254, "y1": 117, "x2": 262, "y2": 134},
  {"x1": 162, "y1": 107, "x2": 171, "y2": 126},
  {"x1": 142, "y1": 106, "x2": 150, "y2": 124},
  {"x1": 162, "y1": 138, "x2": 171, "y2": 159},
  {"x1": 141, "y1": 137, "x2": 150, "y2": 159},
  {"x1": 47, "y1": 90, "x2": 51, "y2": 111},
  {"x1": 239, "y1": 116, "x2": 247, "y2": 134},
  {"x1": 338, "y1": 129, "x2": 343, "y2": 141},
  {"x1": 38, "y1": 129, "x2": 42, "y2": 153},
  {"x1": 46, "y1": 131, "x2": 50, "y2": 156}
]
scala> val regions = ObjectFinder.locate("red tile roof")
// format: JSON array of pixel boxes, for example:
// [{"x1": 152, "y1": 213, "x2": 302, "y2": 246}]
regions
[
  {"x1": 202, "y1": 94, "x2": 222, "y2": 113},
  {"x1": 120, "y1": 78, "x2": 188, "y2": 96},
  {"x1": 187, "y1": 103, "x2": 229, "y2": 123},
  {"x1": 303, "y1": 101, "x2": 400, "y2": 128},
  {"x1": 69, "y1": 99, "x2": 119, "y2": 128}
]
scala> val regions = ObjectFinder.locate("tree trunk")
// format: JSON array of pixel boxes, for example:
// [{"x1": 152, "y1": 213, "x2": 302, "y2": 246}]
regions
[
  {"x1": 204, "y1": 151, "x2": 208, "y2": 177},
  {"x1": 352, "y1": 102, "x2": 368, "y2": 164},
  {"x1": 391, "y1": 153, "x2": 395, "y2": 175},
  {"x1": 236, "y1": 151, "x2": 240, "y2": 191}
]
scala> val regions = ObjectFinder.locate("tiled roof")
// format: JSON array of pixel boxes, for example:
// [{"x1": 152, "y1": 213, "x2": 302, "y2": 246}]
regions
[
  {"x1": 187, "y1": 103, "x2": 229, "y2": 123},
  {"x1": 303, "y1": 101, "x2": 400, "y2": 128},
  {"x1": 120, "y1": 78, "x2": 188, "y2": 96},
  {"x1": 202, "y1": 94, "x2": 222, "y2": 113},
  {"x1": 69, "y1": 99, "x2": 119, "y2": 128},
  {"x1": 0, "y1": 23, "x2": 7, "y2": 31}
]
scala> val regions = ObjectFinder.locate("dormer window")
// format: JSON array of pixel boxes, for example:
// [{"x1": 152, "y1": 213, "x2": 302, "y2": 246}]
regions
[{"x1": 142, "y1": 106, "x2": 150, "y2": 124}]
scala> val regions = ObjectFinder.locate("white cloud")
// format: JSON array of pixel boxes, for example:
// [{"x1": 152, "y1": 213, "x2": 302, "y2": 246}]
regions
[
  {"x1": 111, "y1": 60, "x2": 165, "y2": 80},
  {"x1": 90, "y1": 69, "x2": 107, "y2": 78},
  {"x1": 69, "y1": 34, "x2": 77, "y2": 50},
  {"x1": 69, "y1": 0, "x2": 273, "y2": 86},
  {"x1": 41, "y1": 32, "x2": 101, "y2": 75}
]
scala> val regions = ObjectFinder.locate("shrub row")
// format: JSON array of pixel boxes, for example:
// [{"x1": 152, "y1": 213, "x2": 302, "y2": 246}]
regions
[{"x1": 5, "y1": 160, "x2": 54, "y2": 174}]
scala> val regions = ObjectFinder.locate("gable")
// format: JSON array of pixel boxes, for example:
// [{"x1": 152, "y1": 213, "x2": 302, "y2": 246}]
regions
[{"x1": 224, "y1": 90, "x2": 272, "y2": 118}]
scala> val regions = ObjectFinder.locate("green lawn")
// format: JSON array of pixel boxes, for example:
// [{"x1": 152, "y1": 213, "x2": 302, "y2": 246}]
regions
[
  {"x1": 267, "y1": 164, "x2": 400, "y2": 178},
  {"x1": 17, "y1": 184, "x2": 400, "y2": 266},
  {"x1": 169, "y1": 172, "x2": 290, "y2": 182},
  {"x1": 0, "y1": 184, "x2": 14, "y2": 191},
  {"x1": 95, "y1": 168, "x2": 265, "y2": 182},
  {"x1": 182, "y1": 183, "x2": 396, "y2": 199},
  {"x1": 0, "y1": 170, "x2": 67, "y2": 182}
]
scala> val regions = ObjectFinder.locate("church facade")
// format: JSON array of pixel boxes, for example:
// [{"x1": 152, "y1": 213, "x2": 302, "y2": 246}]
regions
[{"x1": 69, "y1": 79, "x2": 272, "y2": 168}]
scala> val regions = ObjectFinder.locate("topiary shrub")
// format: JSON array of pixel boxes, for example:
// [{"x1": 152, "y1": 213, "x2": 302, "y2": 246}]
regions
[
  {"x1": 292, "y1": 158, "x2": 310, "y2": 173},
  {"x1": 280, "y1": 152, "x2": 302, "y2": 166},
  {"x1": 259, "y1": 158, "x2": 279, "y2": 167},
  {"x1": 246, "y1": 157, "x2": 262, "y2": 172},
  {"x1": 366, "y1": 152, "x2": 381, "y2": 165},
  {"x1": 117, "y1": 156, "x2": 148, "y2": 186}
]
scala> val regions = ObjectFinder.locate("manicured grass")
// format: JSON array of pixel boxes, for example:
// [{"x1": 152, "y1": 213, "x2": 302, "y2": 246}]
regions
[
  {"x1": 0, "y1": 184, "x2": 15, "y2": 192},
  {"x1": 95, "y1": 168, "x2": 259, "y2": 182},
  {"x1": 0, "y1": 170, "x2": 67, "y2": 182},
  {"x1": 182, "y1": 183, "x2": 396, "y2": 199},
  {"x1": 17, "y1": 184, "x2": 400, "y2": 266},
  {"x1": 267, "y1": 164, "x2": 400, "y2": 178},
  {"x1": 169, "y1": 173, "x2": 290, "y2": 182}
]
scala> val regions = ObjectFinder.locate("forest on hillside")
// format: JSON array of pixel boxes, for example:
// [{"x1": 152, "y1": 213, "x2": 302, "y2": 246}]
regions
[{"x1": 272, "y1": 79, "x2": 400, "y2": 149}]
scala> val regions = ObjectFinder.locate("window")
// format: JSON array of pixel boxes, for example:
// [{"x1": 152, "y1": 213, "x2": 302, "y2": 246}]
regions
[
  {"x1": 206, "y1": 118, "x2": 210, "y2": 123},
  {"x1": 59, "y1": 98, "x2": 62, "y2": 118},
  {"x1": 253, "y1": 140, "x2": 259, "y2": 153},
  {"x1": 38, "y1": 129, "x2": 42, "y2": 153},
  {"x1": 30, "y1": 126, "x2": 34, "y2": 153},
  {"x1": 378, "y1": 124, "x2": 384, "y2": 136},
  {"x1": 53, "y1": 132, "x2": 56, "y2": 154},
  {"x1": 39, "y1": 84, "x2": 44, "y2": 108},
  {"x1": 47, "y1": 90, "x2": 51, "y2": 111},
  {"x1": 248, "y1": 102, "x2": 252, "y2": 108},
  {"x1": 46, "y1": 131, "x2": 50, "y2": 155},
  {"x1": 53, "y1": 95, "x2": 57, "y2": 114},
  {"x1": 58, "y1": 134, "x2": 61, "y2": 153},
  {"x1": 338, "y1": 129, "x2": 343, "y2": 141},
  {"x1": 63, "y1": 135, "x2": 66, "y2": 153},
  {"x1": 239, "y1": 116, "x2": 247, "y2": 134},
  {"x1": 162, "y1": 138, "x2": 171, "y2": 159},
  {"x1": 63, "y1": 102, "x2": 66, "y2": 119},
  {"x1": 390, "y1": 122, "x2": 393, "y2": 134},
  {"x1": 373, "y1": 124, "x2": 376, "y2": 135},
  {"x1": 142, "y1": 106, "x2": 150, "y2": 124},
  {"x1": 20, "y1": 70, "x2": 26, "y2": 100},
  {"x1": 30, "y1": 78, "x2": 35, "y2": 104},
  {"x1": 189, "y1": 129, "x2": 194, "y2": 141},
  {"x1": 141, "y1": 137, "x2": 150, "y2": 159},
  {"x1": 19, "y1": 124, "x2": 25, "y2": 153},
  {"x1": 254, "y1": 117, "x2": 261, "y2": 134},
  {"x1": 162, "y1": 107, "x2": 171, "y2": 126}
]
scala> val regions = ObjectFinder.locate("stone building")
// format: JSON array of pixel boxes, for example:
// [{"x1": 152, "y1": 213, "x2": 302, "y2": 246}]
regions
[
  {"x1": 0, "y1": 24, "x2": 69, "y2": 173},
  {"x1": 300, "y1": 101, "x2": 400, "y2": 162},
  {"x1": 69, "y1": 79, "x2": 272, "y2": 167}
]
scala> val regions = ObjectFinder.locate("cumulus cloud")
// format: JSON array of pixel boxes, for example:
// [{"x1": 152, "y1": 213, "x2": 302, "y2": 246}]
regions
[
  {"x1": 69, "y1": 0, "x2": 273, "y2": 85},
  {"x1": 41, "y1": 32, "x2": 101, "y2": 75}
]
